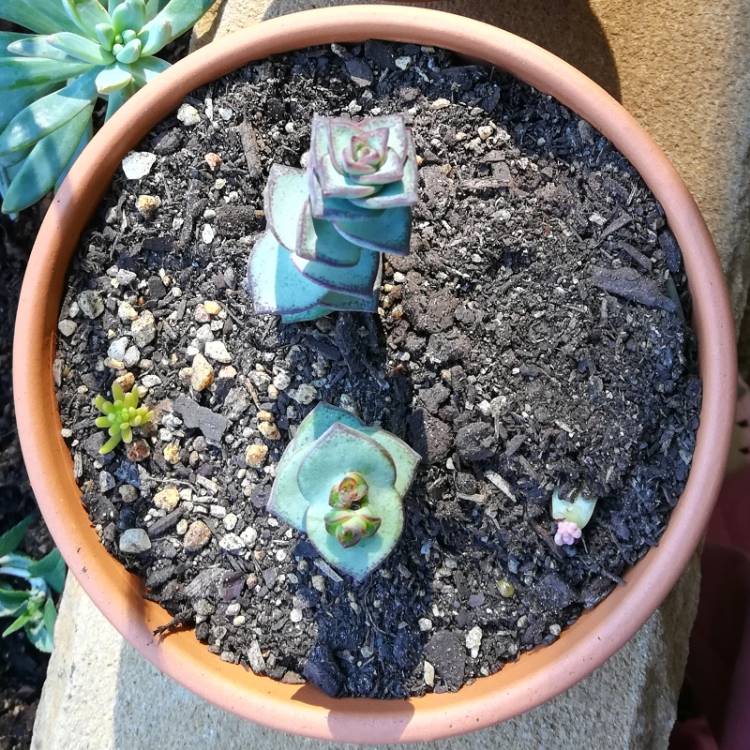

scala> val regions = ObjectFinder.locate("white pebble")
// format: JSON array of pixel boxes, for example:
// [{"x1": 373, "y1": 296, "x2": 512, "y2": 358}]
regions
[
  {"x1": 177, "y1": 103, "x2": 201, "y2": 127},
  {"x1": 122, "y1": 151, "x2": 157, "y2": 180}
]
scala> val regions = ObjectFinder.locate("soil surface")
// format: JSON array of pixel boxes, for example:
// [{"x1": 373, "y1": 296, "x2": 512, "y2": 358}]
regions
[{"x1": 55, "y1": 42, "x2": 701, "y2": 698}]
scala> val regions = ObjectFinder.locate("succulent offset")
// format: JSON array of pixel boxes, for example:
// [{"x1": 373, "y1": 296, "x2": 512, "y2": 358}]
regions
[
  {"x1": 267, "y1": 403, "x2": 420, "y2": 581},
  {"x1": 94, "y1": 381, "x2": 153, "y2": 454},
  {"x1": 0, "y1": 0, "x2": 215, "y2": 214},
  {"x1": 247, "y1": 114, "x2": 419, "y2": 324},
  {"x1": 551, "y1": 489, "x2": 598, "y2": 546}
]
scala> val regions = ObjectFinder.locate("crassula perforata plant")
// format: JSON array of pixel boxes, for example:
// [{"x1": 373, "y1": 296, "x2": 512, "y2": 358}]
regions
[
  {"x1": 247, "y1": 113, "x2": 419, "y2": 323},
  {"x1": 268, "y1": 403, "x2": 420, "y2": 581},
  {"x1": 0, "y1": 0, "x2": 214, "y2": 213},
  {"x1": 551, "y1": 489, "x2": 598, "y2": 546},
  {"x1": 94, "y1": 381, "x2": 153, "y2": 454}
]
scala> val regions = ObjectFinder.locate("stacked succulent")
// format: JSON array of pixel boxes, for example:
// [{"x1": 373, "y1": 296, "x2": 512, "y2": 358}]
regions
[
  {"x1": 247, "y1": 114, "x2": 419, "y2": 324},
  {"x1": 268, "y1": 403, "x2": 420, "y2": 581},
  {"x1": 0, "y1": 0, "x2": 214, "y2": 214}
]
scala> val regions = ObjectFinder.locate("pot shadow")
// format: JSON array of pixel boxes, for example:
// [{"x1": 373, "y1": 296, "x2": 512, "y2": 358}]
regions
[{"x1": 259, "y1": 0, "x2": 621, "y2": 101}]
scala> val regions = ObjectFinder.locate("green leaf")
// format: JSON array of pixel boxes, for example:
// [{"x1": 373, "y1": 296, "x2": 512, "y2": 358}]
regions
[
  {"x1": 0, "y1": 0, "x2": 82, "y2": 35},
  {"x1": 0, "y1": 587, "x2": 30, "y2": 618},
  {"x1": 0, "y1": 515, "x2": 34, "y2": 557},
  {"x1": 62, "y1": 0, "x2": 111, "y2": 37},
  {"x1": 0, "y1": 58, "x2": 93, "y2": 90},
  {"x1": 0, "y1": 32, "x2": 34, "y2": 57},
  {"x1": 145, "y1": 0, "x2": 171, "y2": 18},
  {"x1": 138, "y1": 0, "x2": 214, "y2": 56},
  {"x1": 95, "y1": 63, "x2": 133, "y2": 94},
  {"x1": 25, "y1": 602, "x2": 55, "y2": 652},
  {"x1": 29, "y1": 549, "x2": 66, "y2": 593},
  {"x1": 6, "y1": 36, "x2": 81, "y2": 62},
  {"x1": 55, "y1": 118, "x2": 92, "y2": 190},
  {"x1": 47, "y1": 32, "x2": 114, "y2": 64},
  {"x1": 111, "y1": 0, "x2": 146, "y2": 34},
  {"x1": 2, "y1": 605, "x2": 35, "y2": 637},
  {"x1": 104, "y1": 82, "x2": 134, "y2": 120},
  {"x1": 129, "y1": 54, "x2": 169, "y2": 87},
  {"x1": 42, "y1": 597, "x2": 57, "y2": 635},
  {"x1": 2, "y1": 104, "x2": 94, "y2": 213},
  {"x1": 0, "y1": 70, "x2": 97, "y2": 156}
]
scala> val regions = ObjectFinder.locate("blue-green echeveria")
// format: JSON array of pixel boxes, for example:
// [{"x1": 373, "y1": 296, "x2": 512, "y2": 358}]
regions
[
  {"x1": 247, "y1": 114, "x2": 418, "y2": 324},
  {"x1": 267, "y1": 402, "x2": 420, "y2": 581},
  {"x1": 0, "y1": 0, "x2": 215, "y2": 214}
]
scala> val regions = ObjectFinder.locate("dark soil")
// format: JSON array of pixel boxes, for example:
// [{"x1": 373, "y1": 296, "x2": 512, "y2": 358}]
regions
[
  {"x1": 0, "y1": 204, "x2": 54, "y2": 750},
  {"x1": 55, "y1": 42, "x2": 701, "y2": 698}
]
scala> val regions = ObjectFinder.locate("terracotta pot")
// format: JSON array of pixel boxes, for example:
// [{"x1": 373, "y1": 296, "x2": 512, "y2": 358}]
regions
[{"x1": 13, "y1": 5, "x2": 737, "y2": 743}]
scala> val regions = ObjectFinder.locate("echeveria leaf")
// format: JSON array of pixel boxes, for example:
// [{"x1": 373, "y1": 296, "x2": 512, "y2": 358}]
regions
[
  {"x1": 297, "y1": 423, "x2": 397, "y2": 503},
  {"x1": 2, "y1": 104, "x2": 94, "y2": 213},
  {"x1": 2, "y1": 604, "x2": 34, "y2": 637},
  {"x1": 297, "y1": 205, "x2": 362, "y2": 267},
  {"x1": 0, "y1": 32, "x2": 38, "y2": 57},
  {"x1": 305, "y1": 487, "x2": 403, "y2": 582},
  {"x1": 25, "y1": 608, "x2": 55, "y2": 653},
  {"x1": 29, "y1": 549, "x2": 66, "y2": 593},
  {"x1": 0, "y1": 588, "x2": 29, "y2": 618},
  {"x1": 0, "y1": 58, "x2": 92, "y2": 90},
  {"x1": 0, "y1": 515, "x2": 34, "y2": 557},
  {"x1": 42, "y1": 597, "x2": 58, "y2": 634},
  {"x1": 139, "y1": 0, "x2": 215, "y2": 56},
  {"x1": 0, "y1": 0, "x2": 81, "y2": 35},
  {"x1": 333, "y1": 204, "x2": 411, "y2": 256},
  {"x1": 551, "y1": 489, "x2": 598, "y2": 529},
  {"x1": 115, "y1": 37, "x2": 142, "y2": 64},
  {"x1": 290, "y1": 243, "x2": 379, "y2": 299},
  {"x1": 0, "y1": 71, "x2": 97, "y2": 156},
  {"x1": 55, "y1": 118, "x2": 92, "y2": 189},
  {"x1": 128, "y1": 54, "x2": 170, "y2": 87},
  {"x1": 95, "y1": 63, "x2": 134, "y2": 94},
  {"x1": 61, "y1": 0, "x2": 111, "y2": 36},
  {"x1": 247, "y1": 232, "x2": 327, "y2": 315},
  {"x1": 104, "y1": 83, "x2": 134, "y2": 120},
  {"x1": 279, "y1": 291, "x2": 377, "y2": 324},
  {"x1": 111, "y1": 0, "x2": 146, "y2": 33},
  {"x1": 6, "y1": 36, "x2": 82, "y2": 62},
  {"x1": 47, "y1": 31, "x2": 114, "y2": 64}
]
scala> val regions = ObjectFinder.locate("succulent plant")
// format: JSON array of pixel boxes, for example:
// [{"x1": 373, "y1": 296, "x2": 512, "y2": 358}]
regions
[
  {"x1": 267, "y1": 402, "x2": 420, "y2": 581},
  {"x1": 94, "y1": 381, "x2": 153, "y2": 454},
  {"x1": 0, "y1": 515, "x2": 65, "y2": 652},
  {"x1": 551, "y1": 489, "x2": 598, "y2": 546},
  {"x1": 247, "y1": 114, "x2": 419, "y2": 324},
  {"x1": 0, "y1": 0, "x2": 215, "y2": 214}
]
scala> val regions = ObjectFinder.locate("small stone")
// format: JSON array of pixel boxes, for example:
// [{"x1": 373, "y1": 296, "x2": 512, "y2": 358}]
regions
[
  {"x1": 209, "y1": 504, "x2": 226, "y2": 518},
  {"x1": 107, "y1": 337, "x2": 129, "y2": 361},
  {"x1": 311, "y1": 575, "x2": 325, "y2": 593},
  {"x1": 118, "y1": 301, "x2": 138, "y2": 322},
  {"x1": 183, "y1": 520, "x2": 211, "y2": 551},
  {"x1": 222, "y1": 513, "x2": 238, "y2": 531},
  {"x1": 176, "y1": 519, "x2": 188, "y2": 535},
  {"x1": 174, "y1": 395, "x2": 228, "y2": 445},
  {"x1": 163, "y1": 441, "x2": 181, "y2": 464},
  {"x1": 153, "y1": 487, "x2": 180, "y2": 511},
  {"x1": 219, "y1": 533, "x2": 245, "y2": 553},
  {"x1": 423, "y1": 661, "x2": 435, "y2": 688},
  {"x1": 239, "y1": 526, "x2": 258, "y2": 547},
  {"x1": 256, "y1": 409, "x2": 274, "y2": 422},
  {"x1": 122, "y1": 151, "x2": 157, "y2": 180},
  {"x1": 497, "y1": 578, "x2": 515, "y2": 598},
  {"x1": 258, "y1": 421, "x2": 281, "y2": 441},
  {"x1": 201, "y1": 224, "x2": 215, "y2": 244},
  {"x1": 245, "y1": 443, "x2": 269, "y2": 468},
  {"x1": 177, "y1": 103, "x2": 200, "y2": 126},
  {"x1": 99, "y1": 471, "x2": 115, "y2": 493},
  {"x1": 549, "y1": 623, "x2": 562, "y2": 636},
  {"x1": 204, "y1": 340, "x2": 232, "y2": 364},
  {"x1": 477, "y1": 125, "x2": 494, "y2": 140},
  {"x1": 114, "y1": 371, "x2": 136, "y2": 393},
  {"x1": 418, "y1": 618, "x2": 433, "y2": 632},
  {"x1": 119, "y1": 485, "x2": 138, "y2": 504},
  {"x1": 131, "y1": 310, "x2": 156, "y2": 348},
  {"x1": 290, "y1": 608, "x2": 303, "y2": 623},
  {"x1": 77, "y1": 290, "x2": 104, "y2": 319},
  {"x1": 272, "y1": 372, "x2": 291, "y2": 390},
  {"x1": 291, "y1": 383, "x2": 318, "y2": 405},
  {"x1": 455, "y1": 422, "x2": 496, "y2": 463},
  {"x1": 58, "y1": 319, "x2": 77, "y2": 337},
  {"x1": 431, "y1": 98, "x2": 451, "y2": 110},
  {"x1": 123, "y1": 346, "x2": 140, "y2": 368},
  {"x1": 248, "y1": 641, "x2": 266, "y2": 675},
  {"x1": 136, "y1": 194, "x2": 161, "y2": 219},
  {"x1": 204, "y1": 152, "x2": 222, "y2": 171},
  {"x1": 203, "y1": 300, "x2": 222, "y2": 315},
  {"x1": 190, "y1": 353, "x2": 214, "y2": 392},
  {"x1": 466, "y1": 626, "x2": 483, "y2": 658},
  {"x1": 119, "y1": 528, "x2": 151, "y2": 554},
  {"x1": 126, "y1": 439, "x2": 150, "y2": 462},
  {"x1": 226, "y1": 602, "x2": 241, "y2": 616},
  {"x1": 395, "y1": 56, "x2": 411, "y2": 70}
]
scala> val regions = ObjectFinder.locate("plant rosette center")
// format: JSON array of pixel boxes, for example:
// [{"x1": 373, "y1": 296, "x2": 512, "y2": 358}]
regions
[{"x1": 267, "y1": 403, "x2": 420, "y2": 581}]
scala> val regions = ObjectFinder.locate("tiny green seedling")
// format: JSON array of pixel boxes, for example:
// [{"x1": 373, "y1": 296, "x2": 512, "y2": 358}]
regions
[
  {"x1": 267, "y1": 403, "x2": 421, "y2": 581},
  {"x1": 247, "y1": 113, "x2": 419, "y2": 323},
  {"x1": 0, "y1": 0, "x2": 215, "y2": 213},
  {"x1": 0, "y1": 515, "x2": 66, "y2": 653},
  {"x1": 94, "y1": 381, "x2": 153, "y2": 454},
  {"x1": 551, "y1": 489, "x2": 598, "y2": 546}
]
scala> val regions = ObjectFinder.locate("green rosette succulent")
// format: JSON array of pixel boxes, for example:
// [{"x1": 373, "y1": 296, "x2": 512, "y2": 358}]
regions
[
  {"x1": 247, "y1": 114, "x2": 419, "y2": 324},
  {"x1": 267, "y1": 402, "x2": 420, "y2": 581},
  {"x1": 94, "y1": 381, "x2": 153, "y2": 453},
  {"x1": 0, "y1": 0, "x2": 215, "y2": 214}
]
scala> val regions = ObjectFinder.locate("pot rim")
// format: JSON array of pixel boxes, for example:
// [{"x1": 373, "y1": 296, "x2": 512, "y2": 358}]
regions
[{"x1": 12, "y1": 5, "x2": 737, "y2": 743}]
